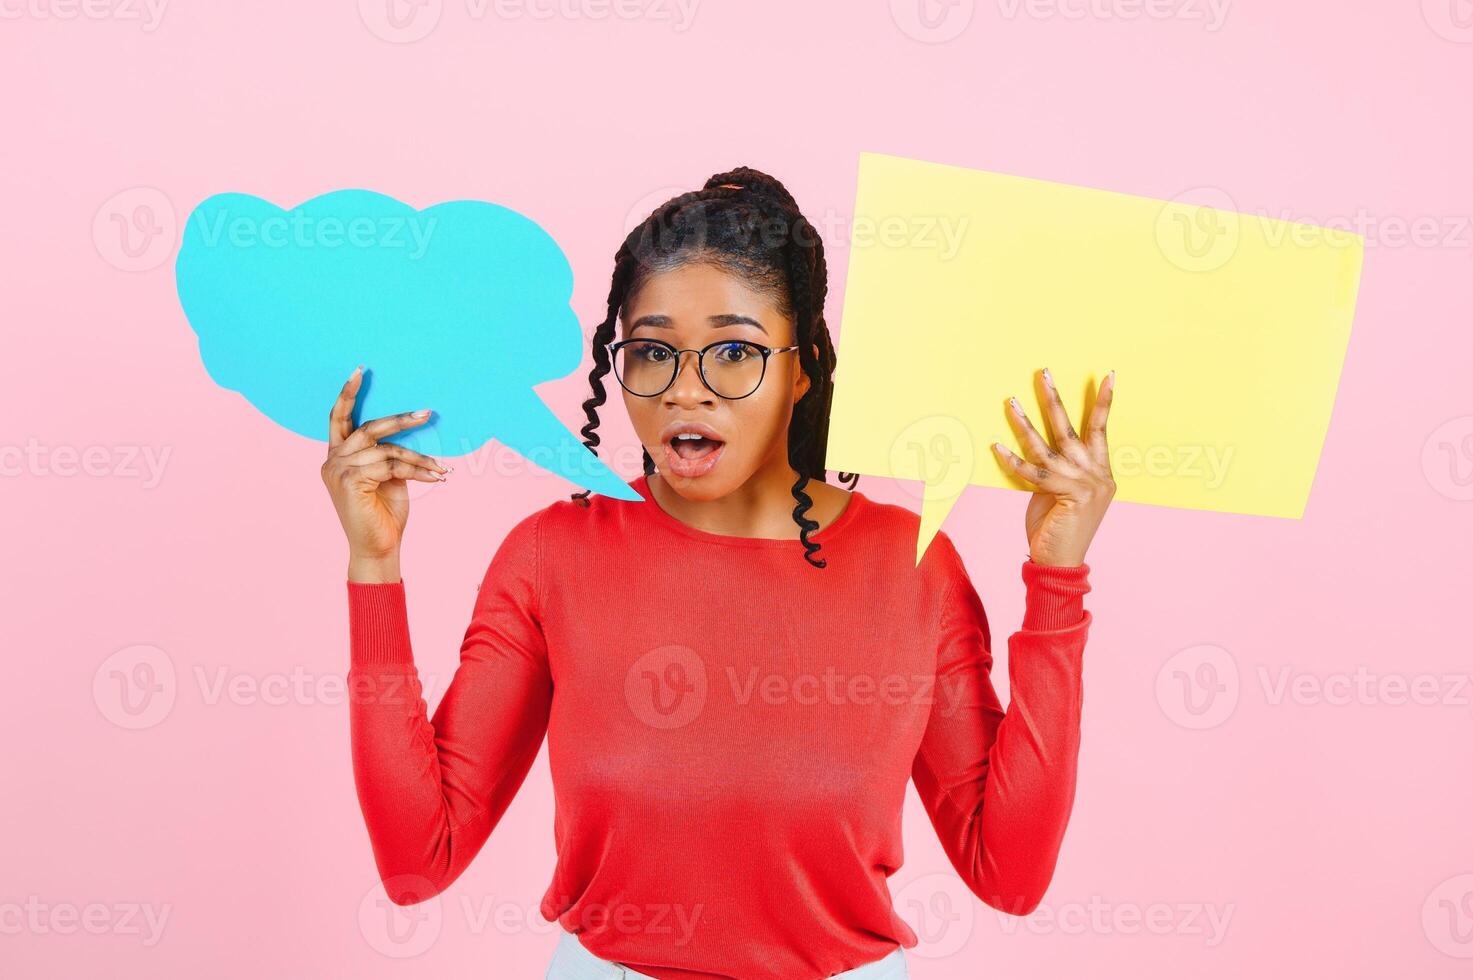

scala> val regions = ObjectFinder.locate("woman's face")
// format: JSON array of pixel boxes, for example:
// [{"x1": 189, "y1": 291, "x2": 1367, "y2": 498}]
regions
[{"x1": 619, "y1": 260, "x2": 810, "y2": 502}]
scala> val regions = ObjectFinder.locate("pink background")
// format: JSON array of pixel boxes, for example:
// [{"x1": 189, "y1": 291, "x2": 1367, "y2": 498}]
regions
[{"x1": 3, "y1": 1, "x2": 1471, "y2": 977}]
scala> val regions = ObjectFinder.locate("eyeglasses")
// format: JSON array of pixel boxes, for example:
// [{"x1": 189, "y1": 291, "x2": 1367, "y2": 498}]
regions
[{"x1": 608, "y1": 338, "x2": 800, "y2": 400}]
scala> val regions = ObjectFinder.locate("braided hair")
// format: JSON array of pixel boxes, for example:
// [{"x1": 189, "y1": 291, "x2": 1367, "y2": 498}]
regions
[{"x1": 570, "y1": 166, "x2": 859, "y2": 569}]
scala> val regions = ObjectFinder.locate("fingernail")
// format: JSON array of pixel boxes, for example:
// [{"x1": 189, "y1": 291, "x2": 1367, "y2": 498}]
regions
[
  {"x1": 1009, "y1": 396, "x2": 1022, "y2": 413},
  {"x1": 412, "y1": 409, "x2": 431, "y2": 418},
  {"x1": 1042, "y1": 368, "x2": 1054, "y2": 386},
  {"x1": 351, "y1": 364, "x2": 363, "y2": 377},
  {"x1": 1107, "y1": 369, "x2": 1115, "y2": 385}
]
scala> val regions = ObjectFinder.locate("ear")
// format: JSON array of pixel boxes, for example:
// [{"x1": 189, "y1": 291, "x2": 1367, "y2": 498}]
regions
[{"x1": 793, "y1": 345, "x2": 817, "y2": 403}]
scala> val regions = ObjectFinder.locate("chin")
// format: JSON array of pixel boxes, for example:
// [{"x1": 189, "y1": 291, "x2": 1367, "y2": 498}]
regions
[
  {"x1": 658, "y1": 472, "x2": 732, "y2": 502},
  {"x1": 654, "y1": 457, "x2": 749, "y2": 502}
]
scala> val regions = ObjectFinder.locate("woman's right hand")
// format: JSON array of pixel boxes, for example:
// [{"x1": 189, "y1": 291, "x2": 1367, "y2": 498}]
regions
[{"x1": 321, "y1": 367, "x2": 450, "y2": 582}]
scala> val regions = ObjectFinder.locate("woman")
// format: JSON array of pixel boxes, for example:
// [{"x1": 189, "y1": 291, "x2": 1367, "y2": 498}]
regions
[{"x1": 324, "y1": 167, "x2": 1116, "y2": 980}]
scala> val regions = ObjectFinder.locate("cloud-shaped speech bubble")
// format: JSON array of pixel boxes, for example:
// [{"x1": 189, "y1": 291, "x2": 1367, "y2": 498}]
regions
[{"x1": 175, "y1": 189, "x2": 639, "y2": 501}]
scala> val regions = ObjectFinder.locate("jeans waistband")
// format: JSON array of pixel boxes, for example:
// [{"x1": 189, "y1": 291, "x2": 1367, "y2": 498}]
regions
[{"x1": 544, "y1": 929, "x2": 909, "y2": 980}]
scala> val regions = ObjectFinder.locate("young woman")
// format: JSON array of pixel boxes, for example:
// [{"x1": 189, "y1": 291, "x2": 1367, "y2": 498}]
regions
[{"x1": 324, "y1": 167, "x2": 1116, "y2": 980}]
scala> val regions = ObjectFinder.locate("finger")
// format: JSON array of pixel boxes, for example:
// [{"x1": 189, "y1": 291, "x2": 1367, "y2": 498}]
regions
[
  {"x1": 328, "y1": 366, "x2": 364, "y2": 450},
  {"x1": 344, "y1": 458, "x2": 445, "y2": 487},
  {"x1": 1084, "y1": 370, "x2": 1115, "y2": 470},
  {"x1": 1006, "y1": 395, "x2": 1084, "y2": 475},
  {"x1": 992, "y1": 441, "x2": 1067, "y2": 490},
  {"x1": 339, "y1": 442, "x2": 450, "y2": 475},
  {"x1": 336, "y1": 408, "x2": 433, "y2": 457},
  {"x1": 1036, "y1": 368, "x2": 1092, "y2": 466}
]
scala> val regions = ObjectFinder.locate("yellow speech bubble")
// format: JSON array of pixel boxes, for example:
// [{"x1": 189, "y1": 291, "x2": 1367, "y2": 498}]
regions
[{"x1": 829, "y1": 152, "x2": 1365, "y2": 565}]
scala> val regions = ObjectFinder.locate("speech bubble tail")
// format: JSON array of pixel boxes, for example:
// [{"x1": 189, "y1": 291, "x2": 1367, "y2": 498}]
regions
[
  {"x1": 916, "y1": 489, "x2": 963, "y2": 567},
  {"x1": 495, "y1": 388, "x2": 642, "y2": 501}
]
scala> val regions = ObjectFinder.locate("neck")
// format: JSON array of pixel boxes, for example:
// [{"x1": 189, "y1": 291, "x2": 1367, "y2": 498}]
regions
[{"x1": 647, "y1": 459, "x2": 814, "y2": 541}]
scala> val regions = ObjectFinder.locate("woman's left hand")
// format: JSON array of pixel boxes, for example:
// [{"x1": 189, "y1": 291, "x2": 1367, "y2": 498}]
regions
[{"x1": 991, "y1": 368, "x2": 1117, "y2": 567}]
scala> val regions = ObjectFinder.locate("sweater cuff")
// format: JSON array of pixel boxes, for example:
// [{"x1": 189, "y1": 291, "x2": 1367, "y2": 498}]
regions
[
  {"x1": 1020, "y1": 559, "x2": 1092, "y2": 631},
  {"x1": 347, "y1": 579, "x2": 415, "y2": 666}
]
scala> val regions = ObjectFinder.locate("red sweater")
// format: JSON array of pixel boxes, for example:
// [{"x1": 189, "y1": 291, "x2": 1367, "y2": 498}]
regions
[{"x1": 347, "y1": 473, "x2": 1092, "y2": 980}]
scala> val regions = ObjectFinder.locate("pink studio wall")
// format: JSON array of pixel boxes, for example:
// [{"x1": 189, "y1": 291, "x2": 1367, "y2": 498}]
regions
[{"x1": 2, "y1": 2, "x2": 1470, "y2": 977}]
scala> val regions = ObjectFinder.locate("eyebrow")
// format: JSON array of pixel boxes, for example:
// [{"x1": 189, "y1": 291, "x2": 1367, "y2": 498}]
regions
[{"x1": 627, "y1": 314, "x2": 768, "y2": 335}]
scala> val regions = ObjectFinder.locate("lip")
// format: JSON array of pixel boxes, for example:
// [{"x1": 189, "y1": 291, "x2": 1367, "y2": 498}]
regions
[
  {"x1": 660, "y1": 420, "x2": 727, "y2": 479},
  {"x1": 659, "y1": 420, "x2": 726, "y2": 444}
]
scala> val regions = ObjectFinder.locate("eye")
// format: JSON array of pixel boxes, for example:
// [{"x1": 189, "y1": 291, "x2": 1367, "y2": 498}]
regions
[
  {"x1": 628, "y1": 342, "x2": 671, "y2": 362},
  {"x1": 711, "y1": 342, "x2": 754, "y2": 364}
]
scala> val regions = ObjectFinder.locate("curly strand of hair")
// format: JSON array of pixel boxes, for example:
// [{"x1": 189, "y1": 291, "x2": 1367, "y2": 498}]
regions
[
  {"x1": 570, "y1": 246, "x2": 635, "y2": 508},
  {"x1": 790, "y1": 467, "x2": 827, "y2": 569}
]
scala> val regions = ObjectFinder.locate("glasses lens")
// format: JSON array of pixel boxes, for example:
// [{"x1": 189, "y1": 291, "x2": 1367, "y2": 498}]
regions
[
  {"x1": 614, "y1": 340, "x2": 677, "y2": 396},
  {"x1": 703, "y1": 341, "x2": 765, "y2": 398}
]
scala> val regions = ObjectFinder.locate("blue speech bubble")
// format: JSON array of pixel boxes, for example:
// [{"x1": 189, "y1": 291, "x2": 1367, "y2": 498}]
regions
[{"x1": 175, "y1": 189, "x2": 639, "y2": 500}]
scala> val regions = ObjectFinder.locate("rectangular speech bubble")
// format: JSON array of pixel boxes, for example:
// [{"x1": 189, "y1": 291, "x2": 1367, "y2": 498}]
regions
[{"x1": 829, "y1": 152, "x2": 1365, "y2": 565}]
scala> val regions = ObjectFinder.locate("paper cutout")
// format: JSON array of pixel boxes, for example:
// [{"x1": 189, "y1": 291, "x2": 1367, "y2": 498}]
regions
[
  {"x1": 175, "y1": 189, "x2": 639, "y2": 501},
  {"x1": 828, "y1": 152, "x2": 1365, "y2": 564}
]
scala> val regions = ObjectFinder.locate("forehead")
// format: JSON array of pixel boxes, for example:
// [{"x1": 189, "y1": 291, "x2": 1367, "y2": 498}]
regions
[{"x1": 622, "y1": 261, "x2": 791, "y2": 336}]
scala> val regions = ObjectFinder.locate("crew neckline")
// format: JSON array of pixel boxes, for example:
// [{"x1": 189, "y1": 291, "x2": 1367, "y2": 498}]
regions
[{"x1": 628, "y1": 473, "x2": 868, "y2": 549}]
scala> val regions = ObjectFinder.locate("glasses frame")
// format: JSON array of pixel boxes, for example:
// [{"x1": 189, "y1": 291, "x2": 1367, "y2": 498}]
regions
[{"x1": 607, "y1": 338, "x2": 801, "y2": 400}]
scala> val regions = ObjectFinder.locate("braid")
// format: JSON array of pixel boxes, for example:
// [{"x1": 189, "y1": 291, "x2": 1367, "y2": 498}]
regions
[
  {"x1": 570, "y1": 246, "x2": 636, "y2": 507},
  {"x1": 781, "y1": 217, "x2": 827, "y2": 567},
  {"x1": 572, "y1": 166, "x2": 859, "y2": 566}
]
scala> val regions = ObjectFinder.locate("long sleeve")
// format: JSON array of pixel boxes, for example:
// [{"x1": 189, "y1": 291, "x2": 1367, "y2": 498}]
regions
[
  {"x1": 346, "y1": 510, "x2": 552, "y2": 905},
  {"x1": 911, "y1": 535, "x2": 1092, "y2": 916}
]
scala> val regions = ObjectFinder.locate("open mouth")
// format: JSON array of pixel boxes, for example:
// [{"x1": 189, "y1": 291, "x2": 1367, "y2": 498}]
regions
[{"x1": 663, "y1": 432, "x2": 726, "y2": 478}]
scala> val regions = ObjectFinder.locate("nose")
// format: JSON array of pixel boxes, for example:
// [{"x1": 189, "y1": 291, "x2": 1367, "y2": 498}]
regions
[{"x1": 663, "y1": 349, "x2": 716, "y2": 405}]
